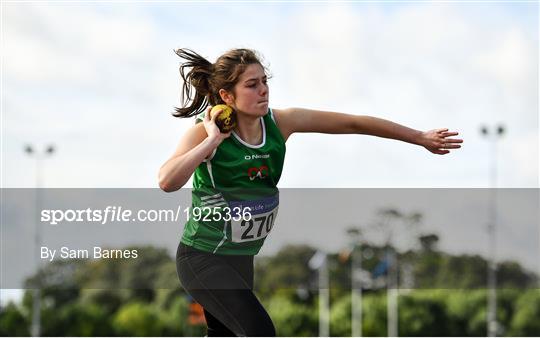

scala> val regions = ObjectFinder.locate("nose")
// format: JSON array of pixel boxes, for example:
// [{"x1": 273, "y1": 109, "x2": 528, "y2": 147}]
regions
[{"x1": 259, "y1": 84, "x2": 268, "y2": 97}]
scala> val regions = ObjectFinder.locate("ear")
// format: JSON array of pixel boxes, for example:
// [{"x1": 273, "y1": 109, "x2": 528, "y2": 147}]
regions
[{"x1": 218, "y1": 89, "x2": 235, "y2": 106}]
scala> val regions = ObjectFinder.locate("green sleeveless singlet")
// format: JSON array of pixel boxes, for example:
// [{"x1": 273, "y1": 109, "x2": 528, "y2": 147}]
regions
[{"x1": 180, "y1": 108, "x2": 286, "y2": 255}]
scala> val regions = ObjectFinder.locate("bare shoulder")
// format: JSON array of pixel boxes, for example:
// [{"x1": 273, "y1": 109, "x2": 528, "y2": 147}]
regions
[{"x1": 271, "y1": 108, "x2": 295, "y2": 142}]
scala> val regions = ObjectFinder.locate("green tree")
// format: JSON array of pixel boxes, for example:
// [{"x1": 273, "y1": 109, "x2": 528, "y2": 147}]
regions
[
  {"x1": 437, "y1": 255, "x2": 487, "y2": 288},
  {"x1": 411, "y1": 251, "x2": 443, "y2": 288},
  {"x1": 80, "y1": 246, "x2": 172, "y2": 302},
  {"x1": 113, "y1": 302, "x2": 163, "y2": 336},
  {"x1": 255, "y1": 245, "x2": 316, "y2": 298},
  {"x1": 497, "y1": 261, "x2": 536, "y2": 289},
  {"x1": 42, "y1": 302, "x2": 111, "y2": 336},
  {"x1": 12, "y1": 240, "x2": 539, "y2": 337},
  {"x1": 362, "y1": 292, "x2": 387, "y2": 336},
  {"x1": 398, "y1": 291, "x2": 448, "y2": 336},
  {"x1": 0, "y1": 302, "x2": 29, "y2": 336},
  {"x1": 446, "y1": 290, "x2": 487, "y2": 336},
  {"x1": 155, "y1": 295, "x2": 200, "y2": 337},
  {"x1": 78, "y1": 288, "x2": 125, "y2": 315},
  {"x1": 509, "y1": 289, "x2": 540, "y2": 336},
  {"x1": 418, "y1": 234, "x2": 439, "y2": 252},
  {"x1": 329, "y1": 294, "x2": 351, "y2": 337},
  {"x1": 266, "y1": 293, "x2": 317, "y2": 336},
  {"x1": 495, "y1": 289, "x2": 521, "y2": 335}
]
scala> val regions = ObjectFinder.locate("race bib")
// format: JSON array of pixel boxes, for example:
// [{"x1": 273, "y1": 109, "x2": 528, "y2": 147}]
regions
[{"x1": 229, "y1": 194, "x2": 279, "y2": 243}]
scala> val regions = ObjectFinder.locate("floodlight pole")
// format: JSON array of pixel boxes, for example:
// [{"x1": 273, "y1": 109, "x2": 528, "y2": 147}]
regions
[
  {"x1": 480, "y1": 125, "x2": 504, "y2": 337},
  {"x1": 348, "y1": 228, "x2": 363, "y2": 337},
  {"x1": 25, "y1": 144, "x2": 55, "y2": 337}
]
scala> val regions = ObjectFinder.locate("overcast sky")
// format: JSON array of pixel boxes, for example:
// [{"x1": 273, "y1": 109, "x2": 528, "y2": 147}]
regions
[
  {"x1": 2, "y1": 2, "x2": 538, "y2": 189},
  {"x1": 1, "y1": 2, "x2": 538, "y2": 304}
]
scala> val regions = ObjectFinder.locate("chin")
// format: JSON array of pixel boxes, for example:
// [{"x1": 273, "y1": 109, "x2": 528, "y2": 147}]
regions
[{"x1": 237, "y1": 106, "x2": 268, "y2": 117}]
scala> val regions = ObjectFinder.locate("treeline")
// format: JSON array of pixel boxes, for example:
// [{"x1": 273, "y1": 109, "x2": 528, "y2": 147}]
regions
[
  {"x1": 1, "y1": 243, "x2": 539, "y2": 336},
  {"x1": 263, "y1": 288, "x2": 540, "y2": 336}
]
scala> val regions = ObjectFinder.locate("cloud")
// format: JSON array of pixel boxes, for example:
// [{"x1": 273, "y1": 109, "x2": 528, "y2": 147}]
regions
[
  {"x1": 269, "y1": 3, "x2": 538, "y2": 188},
  {"x1": 4, "y1": 5, "x2": 158, "y2": 85},
  {"x1": 2, "y1": 3, "x2": 537, "y2": 189}
]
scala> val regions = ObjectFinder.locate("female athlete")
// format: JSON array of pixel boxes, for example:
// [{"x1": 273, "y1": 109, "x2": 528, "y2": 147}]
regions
[{"x1": 158, "y1": 48, "x2": 463, "y2": 337}]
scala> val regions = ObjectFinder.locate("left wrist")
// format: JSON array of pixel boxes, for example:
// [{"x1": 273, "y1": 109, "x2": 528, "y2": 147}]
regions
[{"x1": 412, "y1": 130, "x2": 425, "y2": 146}]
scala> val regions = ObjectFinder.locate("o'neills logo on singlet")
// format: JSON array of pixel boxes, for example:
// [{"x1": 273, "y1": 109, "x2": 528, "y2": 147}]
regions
[{"x1": 244, "y1": 154, "x2": 270, "y2": 161}]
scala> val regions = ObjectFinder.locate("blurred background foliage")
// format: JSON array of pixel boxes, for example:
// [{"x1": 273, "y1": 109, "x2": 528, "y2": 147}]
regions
[{"x1": 1, "y1": 240, "x2": 539, "y2": 336}]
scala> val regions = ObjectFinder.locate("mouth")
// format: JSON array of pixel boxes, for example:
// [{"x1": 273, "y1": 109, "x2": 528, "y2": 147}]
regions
[{"x1": 257, "y1": 100, "x2": 268, "y2": 104}]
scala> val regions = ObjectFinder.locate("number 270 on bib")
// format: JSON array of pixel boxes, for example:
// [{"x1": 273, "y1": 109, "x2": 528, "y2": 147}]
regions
[{"x1": 231, "y1": 207, "x2": 278, "y2": 243}]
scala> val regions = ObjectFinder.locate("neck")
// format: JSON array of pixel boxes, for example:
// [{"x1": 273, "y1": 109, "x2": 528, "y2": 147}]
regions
[{"x1": 234, "y1": 114, "x2": 262, "y2": 145}]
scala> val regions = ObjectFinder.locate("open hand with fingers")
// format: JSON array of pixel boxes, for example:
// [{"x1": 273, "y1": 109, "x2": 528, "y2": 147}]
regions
[{"x1": 420, "y1": 128, "x2": 463, "y2": 155}]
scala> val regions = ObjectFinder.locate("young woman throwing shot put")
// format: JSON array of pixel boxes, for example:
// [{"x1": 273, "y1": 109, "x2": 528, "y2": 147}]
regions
[{"x1": 158, "y1": 48, "x2": 463, "y2": 337}]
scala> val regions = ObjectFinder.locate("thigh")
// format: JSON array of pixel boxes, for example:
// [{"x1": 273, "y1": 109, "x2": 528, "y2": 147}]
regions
[
  {"x1": 176, "y1": 245, "x2": 252, "y2": 290},
  {"x1": 176, "y1": 244, "x2": 275, "y2": 336}
]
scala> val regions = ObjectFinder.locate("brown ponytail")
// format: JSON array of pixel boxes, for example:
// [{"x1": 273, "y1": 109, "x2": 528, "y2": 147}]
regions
[
  {"x1": 173, "y1": 49, "x2": 213, "y2": 118},
  {"x1": 173, "y1": 48, "x2": 269, "y2": 118}
]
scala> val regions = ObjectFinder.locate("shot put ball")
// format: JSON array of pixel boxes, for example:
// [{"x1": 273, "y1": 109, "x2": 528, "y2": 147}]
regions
[{"x1": 210, "y1": 104, "x2": 237, "y2": 133}]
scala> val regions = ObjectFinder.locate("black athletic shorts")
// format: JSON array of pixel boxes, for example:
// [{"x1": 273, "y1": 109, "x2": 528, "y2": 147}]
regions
[{"x1": 176, "y1": 242, "x2": 276, "y2": 337}]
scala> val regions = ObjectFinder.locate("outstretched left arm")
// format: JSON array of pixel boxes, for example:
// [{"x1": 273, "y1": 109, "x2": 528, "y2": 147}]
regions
[{"x1": 272, "y1": 107, "x2": 463, "y2": 155}]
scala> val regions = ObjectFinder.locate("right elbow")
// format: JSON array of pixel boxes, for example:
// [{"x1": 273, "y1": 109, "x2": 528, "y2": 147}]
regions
[
  {"x1": 158, "y1": 175, "x2": 182, "y2": 193},
  {"x1": 159, "y1": 182, "x2": 178, "y2": 193}
]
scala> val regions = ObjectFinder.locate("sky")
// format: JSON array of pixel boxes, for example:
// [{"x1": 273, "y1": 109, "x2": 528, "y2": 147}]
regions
[
  {"x1": 1, "y1": 1, "x2": 539, "y2": 304},
  {"x1": 2, "y1": 1, "x2": 538, "y2": 189}
]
